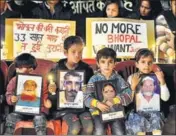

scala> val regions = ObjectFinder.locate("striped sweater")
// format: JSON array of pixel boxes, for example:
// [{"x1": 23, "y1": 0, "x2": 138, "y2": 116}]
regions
[{"x1": 84, "y1": 70, "x2": 132, "y2": 115}]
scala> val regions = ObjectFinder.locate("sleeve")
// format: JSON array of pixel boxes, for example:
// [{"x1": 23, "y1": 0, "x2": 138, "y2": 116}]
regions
[
  {"x1": 41, "y1": 78, "x2": 49, "y2": 113},
  {"x1": 84, "y1": 76, "x2": 99, "y2": 108},
  {"x1": 116, "y1": 75, "x2": 132, "y2": 106},
  {"x1": 127, "y1": 74, "x2": 136, "y2": 100},
  {"x1": 0, "y1": 70, "x2": 4, "y2": 95},
  {"x1": 127, "y1": 75, "x2": 133, "y2": 85},
  {"x1": 155, "y1": 14, "x2": 175, "y2": 56},
  {"x1": 31, "y1": 8, "x2": 39, "y2": 18},
  {"x1": 160, "y1": 84, "x2": 170, "y2": 101},
  {"x1": 63, "y1": 5, "x2": 72, "y2": 20},
  {"x1": 31, "y1": 6, "x2": 42, "y2": 18},
  {"x1": 85, "y1": 66, "x2": 94, "y2": 84},
  {"x1": 5, "y1": 78, "x2": 16, "y2": 105},
  {"x1": 48, "y1": 91, "x2": 57, "y2": 110}
]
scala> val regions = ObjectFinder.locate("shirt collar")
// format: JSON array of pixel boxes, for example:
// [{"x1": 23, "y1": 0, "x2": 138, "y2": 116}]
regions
[
  {"x1": 44, "y1": 1, "x2": 50, "y2": 9},
  {"x1": 96, "y1": 70, "x2": 117, "y2": 79},
  {"x1": 44, "y1": 1, "x2": 55, "y2": 14}
]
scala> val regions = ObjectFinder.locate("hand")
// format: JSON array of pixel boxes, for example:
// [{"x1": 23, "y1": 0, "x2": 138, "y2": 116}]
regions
[
  {"x1": 131, "y1": 73, "x2": 141, "y2": 91},
  {"x1": 155, "y1": 70, "x2": 165, "y2": 85},
  {"x1": 48, "y1": 83, "x2": 57, "y2": 94},
  {"x1": 11, "y1": 95, "x2": 18, "y2": 103},
  {"x1": 96, "y1": 102, "x2": 110, "y2": 112},
  {"x1": 44, "y1": 99, "x2": 52, "y2": 108},
  {"x1": 156, "y1": 25, "x2": 175, "y2": 56},
  {"x1": 105, "y1": 100, "x2": 114, "y2": 107}
]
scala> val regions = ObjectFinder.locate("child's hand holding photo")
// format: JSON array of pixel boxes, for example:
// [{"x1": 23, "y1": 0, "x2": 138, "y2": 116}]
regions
[
  {"x1": 11, "y1": 95, "x2": 18, "y2": 103},
  {"x1": 96, "y1": 101, "x2": 110, "y2": 112}
]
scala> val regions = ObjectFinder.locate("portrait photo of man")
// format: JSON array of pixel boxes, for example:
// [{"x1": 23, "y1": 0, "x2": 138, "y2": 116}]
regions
[
  {"x1": 17, "y1": 80, "x2": 40, "y2": 107},
  {"x1": 15, "y1": 74, "x2": 42, "y2": 115},
  {"x1": 136, "y1": 76, "x2": 160, "y2": 112},
  {"x1": 58, "y1": 70, "x2": 84, "y2": 108}
]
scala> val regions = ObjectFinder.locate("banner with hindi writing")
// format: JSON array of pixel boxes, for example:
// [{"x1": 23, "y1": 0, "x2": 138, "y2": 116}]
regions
[
  {"x1": 86, "y1": 18, "x2": 155, "y2": 58},
  {"x1": 5, "y1": 19, "x2": 75, "y2": 60}
]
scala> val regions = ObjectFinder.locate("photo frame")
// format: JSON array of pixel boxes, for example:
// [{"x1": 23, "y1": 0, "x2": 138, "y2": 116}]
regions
[
  {"x1": 135, "y1": 74, "x2": 160, "y2": 112},
  {"x1": 14, "y1": 74, "x2": 43, "y2": 115},
  {"x1": 57, "y1": 70, "x2": 85, "y2": 109},
  {"x1": 95, "y1": 79, "x2": 125, "y2": 122}
]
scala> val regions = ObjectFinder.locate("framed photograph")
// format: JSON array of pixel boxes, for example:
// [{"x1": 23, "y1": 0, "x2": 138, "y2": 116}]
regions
[
  {"x1": 135, "y1": 74, "x2": 160, "y2": 112},
  {"x1": 95, "y1": 79, "x2": 125, "y2": 122},
  {"x1": 57, "y1": 70, "x2": 85, "y2": 109},
  {"x1": 14, "y1": 74, "x2": 43, "y2": 115}
]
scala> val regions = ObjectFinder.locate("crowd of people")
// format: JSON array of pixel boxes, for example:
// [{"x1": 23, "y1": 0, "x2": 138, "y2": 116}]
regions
[{"x1": 0, "y1": 0, "x2": 176, "y2": 135}]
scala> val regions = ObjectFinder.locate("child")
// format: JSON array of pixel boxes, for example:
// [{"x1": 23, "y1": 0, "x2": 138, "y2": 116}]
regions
[
  {"x1": 84, "y1": 47, "x2": 132, "y2": 135},
  {"x1": 48, "y1": 36, "x2": 94, "y2": 135},
  {"x1": 125, "y1": 48, "x2": 170, "y2": 135},
  {"x1": 4, "y1": 53, "x2": 51, "y2": 135}
]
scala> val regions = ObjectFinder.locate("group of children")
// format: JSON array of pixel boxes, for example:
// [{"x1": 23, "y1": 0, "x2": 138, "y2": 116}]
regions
[{"x1": 4, "y1": 35, "x2": 171, "y2": 135}]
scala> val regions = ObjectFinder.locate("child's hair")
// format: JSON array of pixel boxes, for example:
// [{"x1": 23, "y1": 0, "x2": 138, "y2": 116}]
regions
[
  {"x1": 14, "y1": 53, "x2": 37, "y2": 69},
  {"x1": 96, "y1": 47, "x2": 116, "y2": 62},
  {"x1": 64, "y1": 36, "x2": 84, "y2": 50},
  {"x1": 135, "y1": 48, "x2": 154, "y2": 62}
]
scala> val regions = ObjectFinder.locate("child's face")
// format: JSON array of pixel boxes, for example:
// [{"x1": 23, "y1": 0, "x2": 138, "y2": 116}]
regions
[
  {"x1": 136, "y1": 56, "x2": 153, "y2": 74},
  {"x1": 103, "y1": 85, "x2": 116, "y2": 100},
  {"x1": 64, "y1": 44, "x2": 84, "y2": 64},
  {"x1": 16, "y1": 67, "x2": 33, "y2": 74},
  {"x1": 106, "y1": 3, "x2": 119, "y2": 18},
  {"x1": 97, "y1": 57, "x2": 115, "y2": 76}
]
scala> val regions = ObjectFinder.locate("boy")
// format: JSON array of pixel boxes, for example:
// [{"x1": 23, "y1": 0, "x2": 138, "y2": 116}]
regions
[
  {"x1": 84, "y1": 47, "x2": 132, "y2": 135},
  {"x1": 48, "y1": 36, "x2": 94, "y2": 135},
  {"x1": 5, "y1": 53, "x2": 51, "y2": 135},
  {"x1": 125, "y1": 48, "x2": 170, "y2": 135}
]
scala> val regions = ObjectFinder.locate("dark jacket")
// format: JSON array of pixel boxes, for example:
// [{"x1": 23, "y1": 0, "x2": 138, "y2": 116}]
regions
[
  {"x1": 48, "y1": 58, "x2": 94, "y2": 117},
  {"x1": 31, "y1": 2, "x2": 71, "y2": 20},
  {"x1": 0, "y1": 9, "x2": 21, "y2": 46},
  {"x1": 0, "y1": 9, "x2": 21, "y2": 25},
  {"x1": 126, "y1": 11, "x2": 155, "y2": 20},
  {"x1": 8, "y1": 0, "x2": 38, "y2": 18}
]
